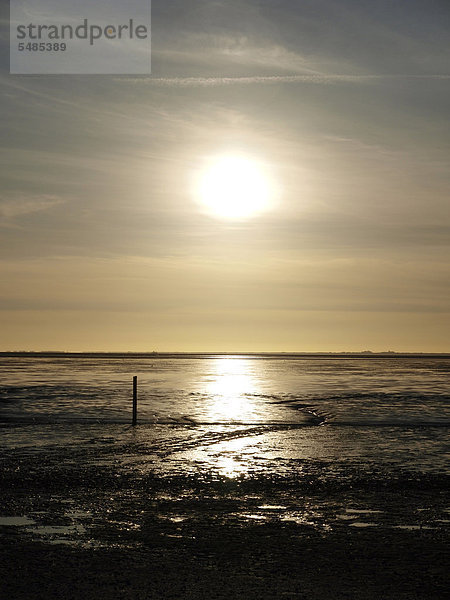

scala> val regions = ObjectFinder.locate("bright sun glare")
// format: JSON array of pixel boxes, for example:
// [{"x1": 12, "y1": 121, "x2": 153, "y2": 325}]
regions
[{"x1": 198, "y1": 156, "x2": 273, "y2": 219}]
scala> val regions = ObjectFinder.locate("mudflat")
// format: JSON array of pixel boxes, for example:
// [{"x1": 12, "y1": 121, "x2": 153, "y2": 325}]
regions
[{"x1": 0, "y1": 429, "x2": 448, "y2": 599}]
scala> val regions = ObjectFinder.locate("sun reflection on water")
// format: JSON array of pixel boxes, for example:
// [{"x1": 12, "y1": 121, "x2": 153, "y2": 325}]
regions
[
  {"x1": 214, "y1": 455, "x2": 246, "y2": 478},
  {"x1": 203, "y1": 357, "x2": 261, "y2": 423},
  {"x1": 186, "y1": 357, "x2": 265, "y2": 478}
]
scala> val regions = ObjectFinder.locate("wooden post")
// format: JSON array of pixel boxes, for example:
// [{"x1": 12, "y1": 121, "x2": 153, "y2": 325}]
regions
[{"x1": 132, "y1": 376, "x2": 138, "y2": 426}]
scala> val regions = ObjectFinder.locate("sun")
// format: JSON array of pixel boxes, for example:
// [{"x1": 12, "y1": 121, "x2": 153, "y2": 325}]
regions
[{"x1": 197, "y1": 155, "x2": 274, "y2": 219}]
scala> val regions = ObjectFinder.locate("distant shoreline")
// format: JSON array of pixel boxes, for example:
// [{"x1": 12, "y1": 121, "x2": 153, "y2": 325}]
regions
[{"x1": 1, "y1": 351, "x2": 449, "y2": 359}]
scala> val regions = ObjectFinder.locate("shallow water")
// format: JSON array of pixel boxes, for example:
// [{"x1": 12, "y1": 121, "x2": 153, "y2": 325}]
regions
[
  {"x1": 0, "y1": 354, "x2": 449, "y2": 475},
  {"x1": 1, "y1": 354, "x2": 449, "y2": 423}
]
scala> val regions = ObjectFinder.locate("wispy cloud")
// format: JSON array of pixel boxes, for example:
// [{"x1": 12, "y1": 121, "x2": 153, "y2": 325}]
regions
[
  {"x1": 123, "y1": 74, "x2": 450, "y2": 88},
  {"x1": 0, "y1": 193, "x2": 63, "y2": 220},
  {"x1": 150, "y1": 0, "x2": 450, "y2": 79}
]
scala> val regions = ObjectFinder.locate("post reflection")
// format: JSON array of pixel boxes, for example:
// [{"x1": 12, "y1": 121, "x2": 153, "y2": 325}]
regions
[{"x1": 203, "y1": 356, "x2": 261, "y2": 423}]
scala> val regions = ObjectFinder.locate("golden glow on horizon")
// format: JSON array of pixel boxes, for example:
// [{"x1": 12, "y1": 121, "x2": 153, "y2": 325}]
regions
[{"x1": 197, "y1": 155, "x2": 273, "y2": 219}]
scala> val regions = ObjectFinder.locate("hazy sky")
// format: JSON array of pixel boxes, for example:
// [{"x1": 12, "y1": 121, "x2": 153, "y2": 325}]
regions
[{"x1": 1, "y1": 0, "x2": 449, "y2": 352}]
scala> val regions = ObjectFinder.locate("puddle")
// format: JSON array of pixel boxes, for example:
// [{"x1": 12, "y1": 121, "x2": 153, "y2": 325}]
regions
[
  {"x1": 46, "y1": 539, "x2": 81, "y2": 546},
  {"x1": 280, "y1": 514, "x2": 332, "y2": 531},
  {"x1": 280, "y1": 515, "x2": 315, "y2": 526},
  {"x1": 26, "y1": 524, "x2": 86, "y2": 536},
  {"x1": 338, "y1": 509, "x2": 383, "y2": 527},
  {"x1": 109, "y1": 520, "x2": 140, "y2": 531},
  {"x1": 0, "y1": 516, "x2": 36, "y2": 527},
  {"x1": 0, "y1": 514, "x2": 88, "y2": 545},
  {"x1": 157, "y1": 515, "x2": 186, "y2": 523},
  {"x1": 65, "y1": 510, "x2": 91, "y2": 519},
  {"x1": 394, "y1": 525, "x2": 435, "y2": 531},
  {"x1": 345, "y1": 509, "x2": 383, "y2": 514}
]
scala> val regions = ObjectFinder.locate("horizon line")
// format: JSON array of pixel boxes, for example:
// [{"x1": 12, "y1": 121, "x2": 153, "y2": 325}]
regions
[{"x1": 1, "y1": 350, "x2": 448, "y2": 356}]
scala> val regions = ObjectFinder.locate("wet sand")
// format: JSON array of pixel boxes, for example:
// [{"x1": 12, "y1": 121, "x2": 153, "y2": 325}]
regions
[{"x1": 1, "y1": 425, "x2": 449, "y2": 599}]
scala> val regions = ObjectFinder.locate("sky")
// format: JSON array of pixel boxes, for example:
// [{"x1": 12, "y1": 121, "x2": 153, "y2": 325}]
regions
[{"x1": 0, "y1": 0, "x2": 449, "y2": 352}]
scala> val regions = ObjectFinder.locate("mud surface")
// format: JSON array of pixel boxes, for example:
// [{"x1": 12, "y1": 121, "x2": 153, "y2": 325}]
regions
[{"x1": 1, "y1": 425, "x2": 449, "y2": 599}]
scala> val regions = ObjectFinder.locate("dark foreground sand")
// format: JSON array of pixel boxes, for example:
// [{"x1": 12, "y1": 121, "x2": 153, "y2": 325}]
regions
[
  {"x1": 0, "y1": 428, "x2": 448, "y2": 600},
  {"x1": 2, "y1": 524, "x2": 448, "y2": 600}
]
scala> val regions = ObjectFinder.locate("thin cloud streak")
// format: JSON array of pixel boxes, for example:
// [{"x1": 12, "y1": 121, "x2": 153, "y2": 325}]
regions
[
  {"x1": 0, "y1": 194, "x2": 64, "y2": 220},
  {"x1": 123, "y1": 74, "x2": 450, "y2": 87}
]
